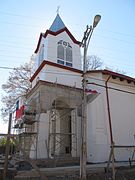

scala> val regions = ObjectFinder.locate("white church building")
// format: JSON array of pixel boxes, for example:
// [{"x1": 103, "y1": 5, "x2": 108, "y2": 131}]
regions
[{"x1": 14, "y1": 13, "x2": 135, "y2": 164}]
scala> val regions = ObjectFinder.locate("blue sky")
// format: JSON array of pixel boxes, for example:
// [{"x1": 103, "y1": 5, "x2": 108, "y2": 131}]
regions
[{"x1": 0, "y1": 0, "x2": 135, "y2": 132}]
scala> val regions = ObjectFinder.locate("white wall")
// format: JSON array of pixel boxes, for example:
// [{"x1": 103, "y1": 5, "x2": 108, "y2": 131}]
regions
[
  {"x1": 86, "y1": 73, "x2": 135, "y2": 163},
  {"x1": 36, "y1": 112, "x2": 49, "y2": 159},
  {"x1": 45, "y1": 65, "x2": 82, "y2": 88},
  {"x1": 87, "y1": 94, "x2": 110, "y2": 163},
  {"x1": 31, "y1": 64, "x2": 82, "y2": 89},
  {"x1": 108, "y1": 81, "x2": 135, "y2": 161}
]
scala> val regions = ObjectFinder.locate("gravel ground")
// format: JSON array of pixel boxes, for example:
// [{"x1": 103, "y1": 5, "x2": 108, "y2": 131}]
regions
[{"x1": 2, "y1": 165, "x2": 135, "y2": 179}]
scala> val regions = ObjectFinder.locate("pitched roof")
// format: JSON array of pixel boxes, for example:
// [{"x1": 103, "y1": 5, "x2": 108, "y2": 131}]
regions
[
  {"x1": 87, "y1": 69, "x2": 135, "y2": 83},
  {"x1": 34, "y1": 27, "x2": 81, "y2": 53},
  {"x1": 49, "y1": 14, "x2": 65, "y2": 32}
]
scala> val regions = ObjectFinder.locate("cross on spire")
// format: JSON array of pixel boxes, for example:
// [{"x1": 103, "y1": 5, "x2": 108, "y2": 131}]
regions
[
  {"x1": 49, "y1": 9, "x2": 65, "y2": 32},
  {"x1": 56, "y1": 6, "x2": 60, "y2": 14}
]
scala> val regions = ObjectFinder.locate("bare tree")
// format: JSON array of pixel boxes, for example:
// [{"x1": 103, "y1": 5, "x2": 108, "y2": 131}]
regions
[
  {"x1": 1, "y1": 63, "x2": 31, "y2": 121},
  {"x1": 86, "y1": 55, "x2": 103, "y2": 70},
  {"x1": 105, "y1": 66, "x2": 126, "y2": 75}
]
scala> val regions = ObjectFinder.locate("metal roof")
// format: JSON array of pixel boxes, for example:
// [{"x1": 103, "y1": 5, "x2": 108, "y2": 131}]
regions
[{"x1": 49, "y1": 14, "x2": 65, "y2": 32}]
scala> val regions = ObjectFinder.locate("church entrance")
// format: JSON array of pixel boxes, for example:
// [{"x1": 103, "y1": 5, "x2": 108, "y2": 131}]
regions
[{"x1": 48, "y1": 98, "x2": 73, "y2": 157}]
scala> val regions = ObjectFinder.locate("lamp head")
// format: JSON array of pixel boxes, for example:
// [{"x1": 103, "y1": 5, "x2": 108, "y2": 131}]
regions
[{"x1": 93, "y1": 15, "x2": 101, "y2": 28}]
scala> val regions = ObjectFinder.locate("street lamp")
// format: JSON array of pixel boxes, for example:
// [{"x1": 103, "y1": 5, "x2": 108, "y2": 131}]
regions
[
  {"x1": 80, "y1": 14, "x2": 101, "y2": 180},
  {"x1": 93, "y1": 15, "x2": 101, "y2": 28}
]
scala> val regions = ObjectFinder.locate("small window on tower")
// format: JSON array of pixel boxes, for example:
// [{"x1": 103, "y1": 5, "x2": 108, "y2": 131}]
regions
[
  {"x1": 38, "y1": 44, "x2": 44, "y2": 66},
  {"x1": 57, "y1": 40, "x2": 73, "y2": 67},
  {"x1": 66, "y1": 46, "x2": 72, "y2": 67},
  {"x1": 57, "y1": 44, "x2": 64, "y2": 60}
]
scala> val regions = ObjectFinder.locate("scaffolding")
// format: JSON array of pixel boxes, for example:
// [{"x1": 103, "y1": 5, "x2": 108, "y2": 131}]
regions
[
  {"x1": 48, "y1": 106, "x2": 78, "y2": 158},
  {"x1": 47, "y1": 82, "x2": 81, "y2": 160},
  {"x1": 13, "y1": 81, "x2": 82, "y2": 161},
  {"x1": 13, "y1": 91, "x2": 41, "y2": 159}
]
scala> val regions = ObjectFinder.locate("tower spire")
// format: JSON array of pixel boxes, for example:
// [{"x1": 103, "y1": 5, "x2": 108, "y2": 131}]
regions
[{"x1": 49, "y1": 13, "x2": 65, "y2": 32}]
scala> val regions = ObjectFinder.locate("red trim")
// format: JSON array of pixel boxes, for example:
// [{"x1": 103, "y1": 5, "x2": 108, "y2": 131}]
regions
[
  {"x1": 30, "y1": 60, "x2": 82, "y2": 82},
  {"x1": 87, "y1": 69, "x2": 135, "y2": 83},
  {"x1": 35, "y1": 27, "x2": 81, "y2": 53},
  {"x1": 30, "y1": 61, "x2": 46, "y2": 82},
  {"x1": 85, "y1": 89, "x2": 98, "y2": 94},
  {"x1": 35, "y1": 33, "x2": 43, "y2": 54}
]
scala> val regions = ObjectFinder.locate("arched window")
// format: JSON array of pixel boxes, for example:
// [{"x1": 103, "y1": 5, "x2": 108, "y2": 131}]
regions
[
  {"x1": 38, "y1": 44, "x2": 44, "y2": 66},
  {"x1": 66, "y1": 46, "x2": 72, "y2": 62},
  {"x1": 57, "y1": 44, "x2": 64, "y2": 60},
  {"x1": 57, "y1": 40, "x2": 73, "y2": 67},
  {"x1": 66, "y1": 46, "x2": 72, "y2": 67}
]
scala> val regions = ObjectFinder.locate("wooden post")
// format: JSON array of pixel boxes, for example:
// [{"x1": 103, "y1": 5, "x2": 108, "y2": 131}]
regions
[
  {"x1": 3, "y1": 112, "x2": 12, "y2": 179},
  {"x1": 112, "y1": 142, "x2": 115, "y2": 180},
  {"x1": 106, "y1": 147, "x2": 113, "y2": 173}
]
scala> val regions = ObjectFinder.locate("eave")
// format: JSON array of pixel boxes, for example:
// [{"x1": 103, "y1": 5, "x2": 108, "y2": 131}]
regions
[
  {"x1": 87, "y1": 69, "x2": 135, "y2": 84},
  {"x1": 30, "y1": 60, "x2": 82, "y2": 82},
  {"x1": 34, "y1": 27, "x2": 81, "y2": 53}
]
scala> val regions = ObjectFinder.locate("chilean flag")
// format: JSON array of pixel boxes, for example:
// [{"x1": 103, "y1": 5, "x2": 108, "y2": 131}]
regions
[
  {"x1": 15, "y1": 98, "x2": 25, "y2": 120},
  {"x1": 85, "y1": 89, "x2": 100, "y2": 103}
]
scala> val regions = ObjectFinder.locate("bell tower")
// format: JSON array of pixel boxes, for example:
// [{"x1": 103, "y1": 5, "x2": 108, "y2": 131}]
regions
[{"x1": 33, "y1": 13, "x2": 82, "y2": 71}]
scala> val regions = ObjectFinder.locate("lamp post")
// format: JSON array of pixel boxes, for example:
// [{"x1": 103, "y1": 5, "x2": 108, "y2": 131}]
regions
[{"x1": 80, "y1": 15, "x2": 101, "y2": 180}]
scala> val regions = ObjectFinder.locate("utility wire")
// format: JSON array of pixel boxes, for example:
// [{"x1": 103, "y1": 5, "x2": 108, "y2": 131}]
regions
[
  {"x1": 0, "y1": 65, "x2": 135, "y2": 88},
  {"x1": 95, "y1": 34, "x2": 135, "y2": 45},
  {"x1": 0, "y1": 66, "x2": 15, "y2": 70},
  {"x1": 87, "y1": 82, "x2": 135, "y2": 95},
  {"x1": 1, "y1": 11, "x2": 135, "y2": 39},
  {"x1": 0, "y1": 11, "x2": 49, "y2": 21}
]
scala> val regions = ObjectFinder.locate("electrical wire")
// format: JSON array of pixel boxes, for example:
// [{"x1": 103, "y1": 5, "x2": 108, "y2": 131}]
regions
[
  {"x1": 0, "y1": 11, "x2": 49, "y2": 21},
  {"x1": 0, "y1": 66, "x2": 15, "y2": 70},
  {"x1": 1, "y1": 11, "x2": 135, "y2": 40},
  {"x1": 0, "y1": 64, "x2": 135, "y2": 88},
  {"x1": 88, "y1": 82, "x2": 135, "y2": 95}
]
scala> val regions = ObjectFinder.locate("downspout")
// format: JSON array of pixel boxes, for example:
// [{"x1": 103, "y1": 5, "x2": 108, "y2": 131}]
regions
[{"x1": 105, "y1": 75, "x2": 114, "y2": 144}]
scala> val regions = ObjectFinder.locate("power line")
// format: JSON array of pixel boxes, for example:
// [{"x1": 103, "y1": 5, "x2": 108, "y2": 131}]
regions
[
  {"x1": 95, "y1": 34, "x2": 135, "y2": 46},
  {"x1": 0, "y1": 51, "x2": 135, "y2": 74},
  {"x1": 0, "y1": 21, "x2": 43, "y2": 28},
  {"x1": 0, "y1": 44, "x2": 33, "y2": 50},
  {"x1": 0, "y1": 37, "x2": 135, "y2": 56},
  {"x1": 0, "y1": 64, "x2": 135, "y2": 89},
  {"x1": 88, "y1": 82, "x2": 135, "y2": 95},
  {"x1": 100, "y1": 28, "x2": 135, "y2": 39},
  {"x1": 1, "y1": 20, "x2": 135, "y2": 45},
  {"x1": 29, "y1": 67, "x2": 135, "y2": 89},
  {"x1": 0, "y1": 34, "x2": 35, "y2": 40},
  {"x1": 92, "y1": 44, "x2": 135, "y2": 56},
  {"x1": 0, "y1": 37, "x2": 134, "y2": 53},
  {"x1": 0, "y1": 66, "x2": 15, "y2": 70},
  {"x1": 0, "y1": 40, "x2": 34, "y2": 46},
  {"x1": 1, "y1": 11, "x2": 135, "y2": 40},
  {"x1": 0, "y1": 55, "x2": 30, "y2": 59},
  {"x1": 0, "y1": 11, "x2": 49, "y2": 21},
  {"x1": 0, "y1": 52, "x2": 135, "y2": 74}
]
